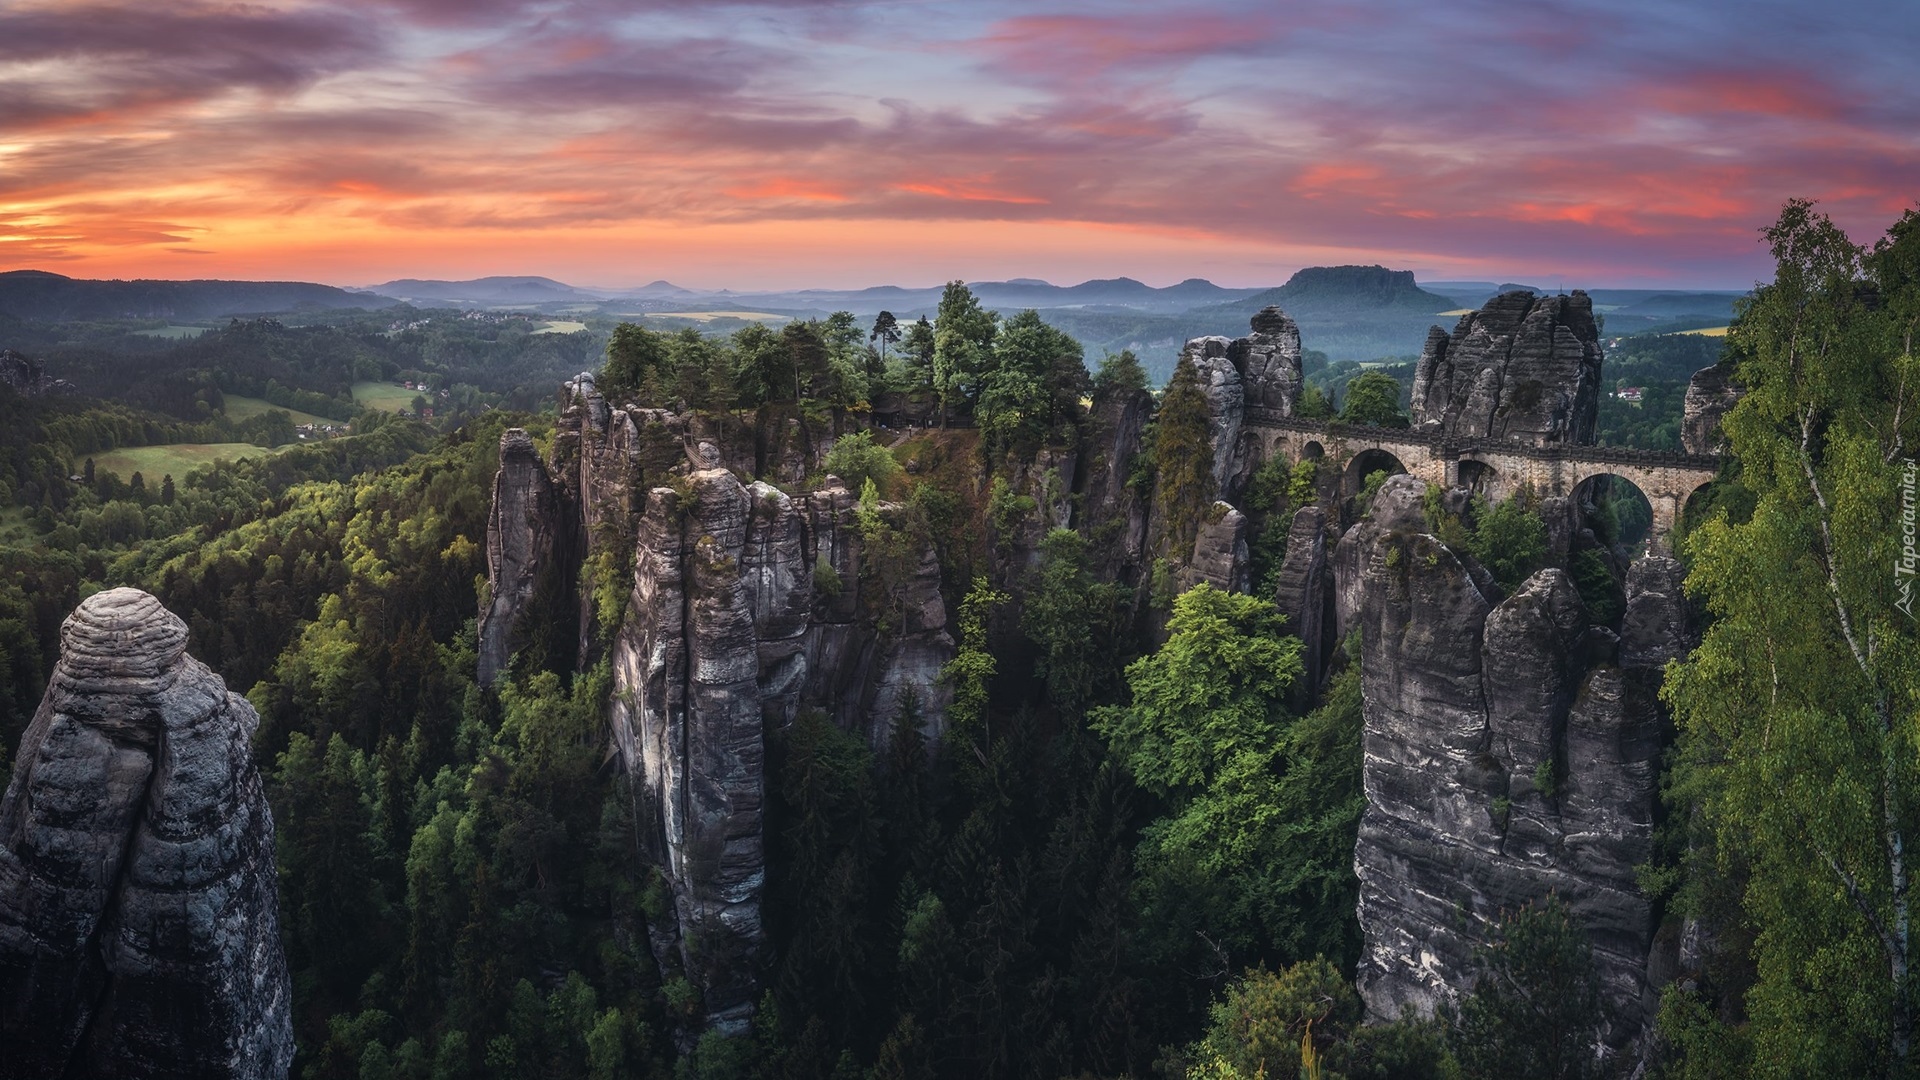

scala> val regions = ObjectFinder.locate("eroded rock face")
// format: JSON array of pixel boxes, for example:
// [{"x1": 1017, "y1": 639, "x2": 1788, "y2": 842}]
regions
[
  {"x1": 1344, "y1": 477, "x2": 1675, "y2": 1057},
  {"x1": 1409, "y1": 291, "x2": 1603, "y2": 445},
  {"x1": 0, "y1": 349, "x2": 75, "y2": 398},
  {"x1": 478, "y1": 428, "x2": 558, "y2": 686},
  {"x1": 1184, "y1": 502, "x2": 1249, "y2": 593},
  {"x1": 1177, "y1": 307, "x2": 1307, "y2": 504},
  {"x1": 0, "y1": 588, "x2": 293, "y2": 1079},
  {"x1": 1077, "y1": 386, "x2": 1153, "y2": 586},
  {"x1": 1680, "y1": 362, "x2": 1741, "y2": 455},
  {"x1": 496, "y1": 393, "x2": 958, "y2": 1034},
  {"x1": 1273, "y1": 506, "x2": 1331, "y2": 702}
]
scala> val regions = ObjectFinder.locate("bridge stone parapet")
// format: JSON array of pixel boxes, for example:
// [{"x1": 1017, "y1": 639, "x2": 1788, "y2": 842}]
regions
[{"x1": 1239, "y1": 411, "x2": 1723, "y2": 552}]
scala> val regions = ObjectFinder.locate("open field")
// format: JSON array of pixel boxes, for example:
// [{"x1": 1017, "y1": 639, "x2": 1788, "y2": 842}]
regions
[
  {"x1": 222, "y1": 395, "x2": 340, "y2": 428},
  {"x1": 1676, "y1": 326, "x2": 1730, "y2": 337},
  {"x1": 83, "y1": 443, "x2": 283, "y2": 481},
  {"x1": 633, "y1": 311, "x2": 789, "y2": 323},
  {"x1": 0, "y1": 505, "x2": 36, "y2": 545},
  {"x1": 352, "y1": 381, "x2": 425, "y2": 411},
  {"x1": 534, "y1": 320, "x2": 589, "y2": 334},
  {"x1": 132, "y1": 325, "x2": 210, "y2": 339}
]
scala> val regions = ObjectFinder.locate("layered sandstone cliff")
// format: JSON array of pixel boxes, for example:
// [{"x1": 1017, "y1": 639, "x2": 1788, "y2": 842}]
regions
[
  {"x1": 1338, "y1": 476, "x2": 1685, "y2": 1056},
  {"x1": 482, "y1": 384, "x2": 954, "y2": 1033},
  {"x1": 0, "y1": 588, "x2": 293, "y2": 1079}
]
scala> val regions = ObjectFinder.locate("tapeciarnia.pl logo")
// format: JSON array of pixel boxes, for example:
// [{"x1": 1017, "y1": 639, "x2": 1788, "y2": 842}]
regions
[{"x1": 1900, "y1": 458, "x2": 1918, "y2": 620}]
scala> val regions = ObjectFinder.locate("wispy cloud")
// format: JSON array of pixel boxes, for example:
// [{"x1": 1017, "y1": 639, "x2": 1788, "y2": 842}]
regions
[{"x1": 0, "y1": 0, "x2": 1913, "y2": 286}]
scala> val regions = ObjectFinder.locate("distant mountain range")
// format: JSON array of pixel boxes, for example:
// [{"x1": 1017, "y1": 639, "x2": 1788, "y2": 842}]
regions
[
  {"x1": 0, "y1": 270, "x2": 391, "y2": 321},
  {"x1": 2, "y1": 267, "x2": 1748, "y2": 372}
]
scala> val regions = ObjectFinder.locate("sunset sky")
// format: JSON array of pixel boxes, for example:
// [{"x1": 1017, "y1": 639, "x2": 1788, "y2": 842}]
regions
[{"x1": 1, "y1": 0, "x2": 1915, "y2": 290}]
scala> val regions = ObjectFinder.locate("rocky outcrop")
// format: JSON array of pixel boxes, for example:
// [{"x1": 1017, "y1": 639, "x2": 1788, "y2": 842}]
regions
[
  {"x1": 0, "y1": 349, "x2": 75, "y2": 398},
  {"x1": 490, "y1": 385, "x2": 957, "y2": 1034},
  {"x1": 478, "y1": 428, "x2": 558, "y2": 686},
  {"x1": 1273, "y1": 506, "x2": 1331, "y2": 702},
  {"x1": 613, "y1": 472, "x2": 768, "y2": 1033},
  {"x1": 1409, "y1": 291, "x2": 1603, "y2": 445},
  {"x1": 1680, "y1": 362, "x2": 1741, "y2": 455},
  {"x1": 1343, "y1": 475, "x2": 1676, "y2": 1057},
  {"x1": 1183, "y1": 502, "x2": 1249, "y2": 593},
  {"x1": 1076, "y1": 386, "x2": 1153, "y2": 586},
  {"x1": 0, "y1": 588, "x2": 292, "y2": 1079},
  {"x1": 1176, "y1": 307, "x2": 1307, "y2": 503}
]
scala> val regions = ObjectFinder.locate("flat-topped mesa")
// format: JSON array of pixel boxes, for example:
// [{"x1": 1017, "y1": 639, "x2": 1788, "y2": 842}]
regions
[
  {"x1": 1178, "y1": 306, "x2": 1305, "y2": 501},
  {"x1": 1410, "y1": 290, "x2": 1604, "y2": 446},
  {"x1": 0, "y1": 588, "x2": 294, "y2": 1080}
]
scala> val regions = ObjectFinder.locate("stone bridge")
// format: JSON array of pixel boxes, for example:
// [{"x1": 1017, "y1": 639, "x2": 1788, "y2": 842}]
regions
[{"x1": 1242, "y1": 410, "x2": 1723, "y2": 551}]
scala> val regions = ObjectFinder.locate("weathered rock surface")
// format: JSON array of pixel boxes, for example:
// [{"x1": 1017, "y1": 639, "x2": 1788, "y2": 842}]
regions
[
  {"x1": 1176, "y1": 307, "x2": 1307, "y2": 503},
  {"x1": 1409, "y1": 291, "x2": 1603, "y2": 445},
  {"x1": 491, "y1": 387, "x2": 956, "y2": 1033},
  {"x1": 1344, "y1": 476, "x2": 1676, "y2": 1056},
  {"x1": 478, "y1": 428, "x2": 558, "y2": 686},
  {"x1": 1680, "y1": 362, "x2": 1741, "y2": 455},
  {"x1": 1076, "y1": 386, "x2": 1153, "y2": 587},
  {"x1": 1183, "y1": 502, "x2": 1249, "y2": 594},
  {"x1": 0, "y1": 349, "x2": 75, "y2": 398},
  {"x1": 1273, "y1": 506, "x2": 1331, "y2": 702},
  {"x1": 0, "y1": 588, "x2": 292, "y2": 1079}
]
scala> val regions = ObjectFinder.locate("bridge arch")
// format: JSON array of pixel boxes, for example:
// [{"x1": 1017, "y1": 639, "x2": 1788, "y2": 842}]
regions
[
  {"x1": 1343, "y1": 447, "x2": 1408, "y2": 505},
  {"x1": 1565, "y1": 462, "x2": 1715, "y2": 554},
  {"x1": 1570, "y1": 473, "x2": 1655, "y2": 555}
]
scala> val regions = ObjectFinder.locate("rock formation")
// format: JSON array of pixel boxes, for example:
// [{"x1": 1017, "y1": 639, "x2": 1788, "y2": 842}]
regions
[
  {"x1": 1409, "y1": 291, "x2": 1603, "y2": 445},
  {"x1": 1183, "y1": 502, "x2": 1249, "y2": 594},
  {"x1": 478, "y1": 428, "x2": 559, "y2": 686},
  {"x1": 1272, "y1": 506, "x2": 1331, "y2": 703},
  {"x1": 0, "y1": 588, "x2": 293, "y2": 1080},
  {"x1": 1680, "y1": 362, "x2": 1741, "y2": 455},
  {"x1": 1341, "y1": 475, "x2": 1681, "y2": 1057},
  {"x1": 1076, "y1": 385, "x2": 1153, "y2": 586},
  {"x1": 485, "y1": 382, "x2": 956, "y2": 1033},
  {"x1": 1176, "y1": 307, "x2": 1306, "y2": 503},
  {"x1": 0, "y1": 349, "x2": 75, "y2": 398}
]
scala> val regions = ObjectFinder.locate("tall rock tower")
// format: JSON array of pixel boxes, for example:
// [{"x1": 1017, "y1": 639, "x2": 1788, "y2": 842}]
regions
[
  {"x1": 0, "y1": 588, "x2": 294, "y2": 1079},
  {"x1": 1409, "y1": 290, "x2": 1604, "y2": 445}
]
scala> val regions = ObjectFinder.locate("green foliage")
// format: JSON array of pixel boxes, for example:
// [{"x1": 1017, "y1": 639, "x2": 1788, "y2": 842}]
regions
[
  {"x1": 822, "y1": 430, "x2": 901, "y2": 496},
  {"x1": 932, "y1": 282, "x2": 998, "y2": 426},
  {"x1": 1097, "y1": 586, "x2": 1363, "y2": 969},
  {"x1": 1296, "y1": 383, "x2": 1335, "y2": 420},
  {"x1": 1569, "y1": 549, "x2": 1620, "y2": 624},
  {"x1": 985, "y1": 475, "x2": 1036, "y2": 553},
  {"x1": 1446, "y1": 898, "x2": 1608, "y2": 1080},
  {"x1": 940, "y1": 576, "x2": 1007, "y2": 759},
  {"x1": 1336, "y1": 372, "x2": 1410, "y2": 428},
  {"x1": 1093, "y1": 349, "x2": 1149, "y2": 395},
  {"x1": 1154, "y1": 357, "x2": 1215, "y2": 556},
  {"x1": 603, "y1": 322, "x2": 672, "y2": 403},
  {"x1": 1186, "y1": 959, "x2": 1455, "y2": 1080},
  {"x1": 1462, "y1": 493, "x2": 1548, "y2": 592},
  {"x1": 1357, "y1": 469, "x2": 1391, "y2": 512},
  {"x1": 977, "y1": 309, "x2": 1086, "y2": 458},
  {"x1": 1021, "y1": 529, "x2": 1129, "y2": 716},
  {"x1": 1662, "y1": 201, "x2": 1920, "y2": 1076}
]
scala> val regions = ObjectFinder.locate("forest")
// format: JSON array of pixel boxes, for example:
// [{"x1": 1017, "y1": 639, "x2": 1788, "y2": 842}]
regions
[{"x1": 0, "y1": 201, "x2": 1914, "y2": 1080}]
